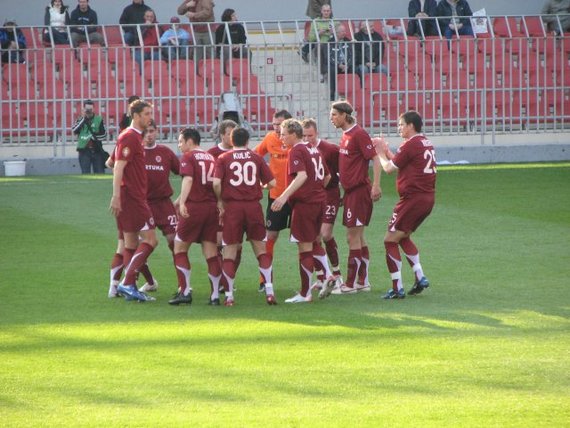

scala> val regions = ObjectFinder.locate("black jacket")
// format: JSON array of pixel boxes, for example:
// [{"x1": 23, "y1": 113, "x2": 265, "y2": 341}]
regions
[
  {"x1": 119, "y1": 1, "x2": 151, "y2": 32},
  {"x1": 354, "y1": 30, "x2": 384, "y2": 67},
  {"x1": 70, "y1": 6, "x2": 99, "y2": 34},
  {"x1": 436, "y1": 0, "x2": 473, "y2": 30}
]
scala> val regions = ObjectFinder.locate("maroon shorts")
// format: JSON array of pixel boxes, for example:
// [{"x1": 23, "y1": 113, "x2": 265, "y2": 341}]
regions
[
  {"x1": 342, "y1": 185, "x2": 372, "y2": 228},
  {"x1": 118, "y1": 191, "x2": 155, "y2": 233},
  {"x1": 323, "y1": 187, "x2": 341, "y2": 224},
  {"x1": 176, "y1": 201, "x2": 218, "y2": 244},
  {"x1": 388, "y1": 193, "x2": 435, "y2": 233},
  {"x1": 222, "y1": 200, "x2": 266, "y2": 245},
  {"x1": 290, "y1": 201, "x2": 324, "y2": 243},
  {"x1": 149, "y1": 198, "x2": 178, "y2": 236}
]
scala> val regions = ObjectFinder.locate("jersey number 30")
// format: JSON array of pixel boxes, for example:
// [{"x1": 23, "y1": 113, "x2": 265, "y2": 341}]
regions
[{"x1": 230, "y1": 161, "x2": 257, "y2": 186}]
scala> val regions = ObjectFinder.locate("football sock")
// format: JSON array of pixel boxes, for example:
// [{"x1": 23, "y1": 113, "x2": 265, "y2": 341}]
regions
[
  {"x1": 324, "y1": 237, "x2": 340, "y2": 271},
  {"x1": 345, "y1": 249, "x2": 362, "y2": 288},
  {"x1": 174, "y1": 252, "x2": 192, "y2": 295},
  {"x1": 235, "y1": 247, "x2": 243, "y2": 271},
  {"x1": 122, "y1": 248, "x2": 135, "y2": 273},
  {"x1": 259, "y1": 237, "x2": 276, "y2": 284},
  {"x1": 385, "y1": 241, "x2": 403, "y2": 291},
  {"x1": 257, "y1": 253, "x2": 273, "y2": 286},
  {"x1": 139, "y1": 263, "x2": 154, "y2": 285},
  {"x1": 110, "y1": 252, "x2": 123, "y2": 284},
  {"x1": 206, "y1": 256, "x2": 222, "y2": 300},
  {"x1": 358, "y1": 245, "x2": 370, "y2": 285},
  {"x1": 123, "y1": 243, "x2": 154, "y2": 286},
  {"x1": 400, "y1": 237, "x2": 424, "y2": 282},
  {"x1": 222, "y1": 259, "x2": 236, "y2": 298},
  {"x1": 299, "y1": 251, "x2": 314, "y2": 297},
  {"x1": 313, "y1": 242, "x2": 332, "y2": 278}
]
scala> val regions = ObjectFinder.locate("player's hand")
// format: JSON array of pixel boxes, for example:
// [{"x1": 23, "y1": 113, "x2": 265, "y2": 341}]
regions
[
  {"x1": 109, "y1": 195, "x2": 121, "y2": 217},
  {"x1": 372, "y1": 137, "x2": 388, "y2": 156},
  {"x1": 180, "y1": 203, "x2": 189, "y2": 218},
  {"x1": 371, "y1": 184, "x2": 382, "y2": 202},
  {"x1": 217, "y1": 201, "x2": 225, "y2": 225},
  {"x1": 271, "y1": 196, "x2": 286, "y2": 212}
]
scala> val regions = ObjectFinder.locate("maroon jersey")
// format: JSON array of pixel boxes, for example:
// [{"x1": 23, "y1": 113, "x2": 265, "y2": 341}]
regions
[
  {"x1": 392, "y1": 134, "x2": 437, "y2": 197},
  {"x1": 288, "y1": 142, "x2": 327, "y2": 204},
  {"x1": 207, "y1": 143, "x2": 231, "y2": 160},
  {"x1": 214, "y1": 148, "x2": 274, "y2": 202},
  {"x1": 179, "y1": 149, "x2": 217, "y2": 203},
  {"x1": 115, "y1": 127, "x2": 146, "y2": 202},
  {"x1": 315, "y1": 138, "x2": 340, "y2": 190},
  {"x1": 338, "y1": 124, "x2": 376, "y2": 192},
  {"x1": 144, "y1": 144, "x2": 180, "y2": 201}
]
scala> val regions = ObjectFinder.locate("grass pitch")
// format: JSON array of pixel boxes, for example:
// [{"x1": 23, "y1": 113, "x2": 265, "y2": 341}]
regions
[{"x1": 0, "y1": 163, "x2": 569, "y2": 427}]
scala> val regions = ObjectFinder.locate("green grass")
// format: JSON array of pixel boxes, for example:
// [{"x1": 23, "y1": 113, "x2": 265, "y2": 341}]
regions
[{"x1": 0, "y1": 164, "x2": 569, "y2": 427}]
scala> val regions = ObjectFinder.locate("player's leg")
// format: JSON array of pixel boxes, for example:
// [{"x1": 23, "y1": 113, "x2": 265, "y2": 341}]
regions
[
  {"x1": 221, "y1": 244, "x2": 238, "y2": 306},
  {"x1": 118, "y1": 229, "x2": 158, "y2": 301},
  {"x1": 322, "y1": 222, "x2": 341, "y2": 277},
  {"x1": 401, "y1": 235, "x2": 430, "y2": 295},
  {"x1": 108, "y1": 237, "x2": 125, "y2": 298},
  {"x1": 342, "y1": 226, "x2": 363, "y2": 294},
  {"x1": 251, "y1": 240, "x2": 276, "y2": 304},
  {"x1": 356, "y1": 236, "x2": 371, "y2": 291},
  {"x1": 170, "y1": 238, "x2": 193, "y2": 305},
  {"x1": 382, "y1": 230, "x2": 407, "y2": 299},
  {"x1": 285, "y1": 242, "x2": 314, "y2": 303},
  {"x1": 202, "y1": 240, "x2": 222, "y2": 305}
]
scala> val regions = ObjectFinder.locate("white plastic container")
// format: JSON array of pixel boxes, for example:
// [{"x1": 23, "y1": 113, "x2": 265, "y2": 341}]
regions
[{"x1": 4, "y1": 160, "x2": 26, "y2": 177}]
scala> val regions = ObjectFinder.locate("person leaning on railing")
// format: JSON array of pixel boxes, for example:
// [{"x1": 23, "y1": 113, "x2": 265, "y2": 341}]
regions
[
  {"x1": 0, "y1": 18, "x2": 27, "y2": 64},
  {"x1": 69, "y1": 0, "x2": 105, "y2": 47},
  {"x1": 44, "y1": 0, "x2": 71, "y2": 45}
]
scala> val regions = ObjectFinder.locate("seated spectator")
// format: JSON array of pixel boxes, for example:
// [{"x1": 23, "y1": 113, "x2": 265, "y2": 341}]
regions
[
  {"x1": 132, "y1": 9, "x2": 162, "y2": 70},
  {"x1": 215, "y1": 8, "x2": 248, "y2": 60},
  {"x1": 301, "y1": 3, "x2": 333, "y2": 63},
  {"x1": 119, "y1": 0, "x2": 152, "y2": 46},
  {"x1": 354, "y1": 21, "x2": 387, "y2": 83},
  {"x1": 407, "y1": 0, "x2": 438, "y2": 37},
  {"x1": 436, "y1": 0, "x2": 473, "y2": 40},
  {"x1": 44, "y1": 0, "x2": 71, "y2": 45},
  {"x1": 70, "y1": 0, "x2": 105, "y2": 47},
  {"x1": 542, "y1": 0, "x2": 570, "y2": 34},
  {"x1": 327, "y1": 24, "x2": 355, "y2": 101},
  {"x1": 160, "y1": 16, "x2": 191, "y2": 60},
  {"x1": 0, "y1": 18, "x2": 27, "y2": 64}
]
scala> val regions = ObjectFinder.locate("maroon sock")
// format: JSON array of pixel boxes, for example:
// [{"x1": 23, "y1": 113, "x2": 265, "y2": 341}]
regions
[
  {"x1": 174, "y1": 252, "x2": 191, "y2": 293},
  {"x1": 139, "y1": 263, "x2": 154, "y2": 285},
  {"x1": 222, "y1": 259, "x2": 236, "y2": 294},
  {"x1": 235, "y1": 247, "x2": 243, "y2": 271},
  {"x1": 206, "y1": 256, "x2": 222, "y2": 295},
  {"x1": 399, "y1": 237, "x2": 418, "y2": 268},
  {"x1": 324, "y1": 237, "x2": 340, "y2": 270},
  {"x1": 123, "y1": 243, "x2": 154, "y2": 285},
  {"x1": 358, "y1": 245, "x2": 369, "y2": 284},
  {"x1": 345, "y1": 249, "x2": 361, "y2": 287},
  {"x1": 385, "y1": 241, "x2": 402, "y2": 291},
  {"x1": 299, "y1": 251, "x2": 314, "y2": 297},
  {"x1": 111, "y1": 252, "x2": 124, "y2": 281},
  {"x1": 257, "y1": 253, "x2": 273, "y2": 284}
]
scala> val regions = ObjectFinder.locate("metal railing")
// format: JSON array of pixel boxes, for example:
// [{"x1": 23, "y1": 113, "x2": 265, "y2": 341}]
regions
[{"x1": 1, "y1": 15, "x2": 569, "y2": 150}]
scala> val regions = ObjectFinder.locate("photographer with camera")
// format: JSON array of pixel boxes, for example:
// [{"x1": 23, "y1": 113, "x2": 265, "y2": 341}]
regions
[{"x1": 72, "y1": 99, "x2": 107, "y2": 174}]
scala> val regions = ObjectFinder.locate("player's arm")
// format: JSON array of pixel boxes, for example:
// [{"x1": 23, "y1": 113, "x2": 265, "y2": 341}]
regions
[
  {"x1": 264, "y1": 178, "x2": 276, "y2": 190},
  {"x1": 212, "y1": 177, "x2": 225, "y2": 220},
  {"x1": 371, "y1": 154, "x2": 382, "y2": 201},
  {"x1": 323, "y1": 173, "x2": 331, "y2": 188},
  {"x1": 373, "y1": 137, "x2": 397, "y2": 174},
  {"x1": 109, "y1": 159, "x2": 127, "y2": 217},
  {"x1": 178, "y1": 176, "x2": 193, "y2": 218},
  {"x1": 271, "y1": 171, "x2": 307, "y2": 212}
]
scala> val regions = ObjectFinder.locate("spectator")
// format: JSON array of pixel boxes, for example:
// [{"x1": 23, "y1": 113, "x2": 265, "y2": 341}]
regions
[
  {"x1": 69, "y1": 0, "x2": 105, "y2": 47},
  {"x1": 407, "y1": 0, "x2": 438, "y2": 37},
  {"x1": 72, "y1": 99, "x2": 107, "y2": 174},
  {"x1": 327, "y1": 24, "x2": 355, "y2": 101},
  {"x1": 301, "y1": 3, "x2": 333, "y2": 64},
  {"x1": 354, "y1": 21, "x2": 387, "y2": 84},
  {"x1": 215, "y1": 8, "x2": 248, "y2": 60},
  {"x1": 0, "y1": 18, "x2": 27, "y2": 64},
  {"x1": 542, "y1": 0, "x2": 570, "y2": 34},
  {"x1": 306, "y1": 0, "x2": 332, "y2": 19},
  {"x1": 160, "y1": 16, "x2": 191, "y2": 60},
  {"x1": 177, "y1": 0, "x2": 215, "y2": 66},
  {"x1": 436, "y1": 0, "x2": 474, "y2": 40},
  {"x1": 44, "y1": 0, "x2": 71, "y2": 45},
  {"x1": 119, "y1": 0, "x2": 152, "y2": 46},
  {"x1": 132, "y1": 9, "x2": 162, "y2": 70},
  {"x1": 119, "y1": 95, "x2": 140, "y2": 132}
]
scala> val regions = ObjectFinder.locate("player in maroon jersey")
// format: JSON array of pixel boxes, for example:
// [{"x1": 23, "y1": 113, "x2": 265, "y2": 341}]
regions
[
  {"x1": 110, "y1": 99, "x2": 158, "y2": 302},
  {"x1": 329, "y1": 101, "x2": 382, "y2": 296},
  {"x1": 213, "y1": 128, "x2": 277, "y2": 306},
  {"x1": 271, "y1": 119, "x2": 333, "y2": 303},
  {"x1": 170, "y1": 127, "x2": 223, "y2": 306},
  {"x1": 301, "y1": 118, "x2": 344, "y2": 296},
  {"x1": 138, "y1": 120, "x2": 181, "y2": 293},
  {"x1": 207, "y1": 119, "x2": 238, "y2": 293},
  {"x1": 375, "y1": 110, "x2": 436, "y2": 299}
]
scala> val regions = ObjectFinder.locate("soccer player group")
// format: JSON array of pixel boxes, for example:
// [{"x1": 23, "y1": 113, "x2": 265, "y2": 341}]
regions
[{"x1": 107, "y1": 98, "x2": 436, "y2": 305}]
